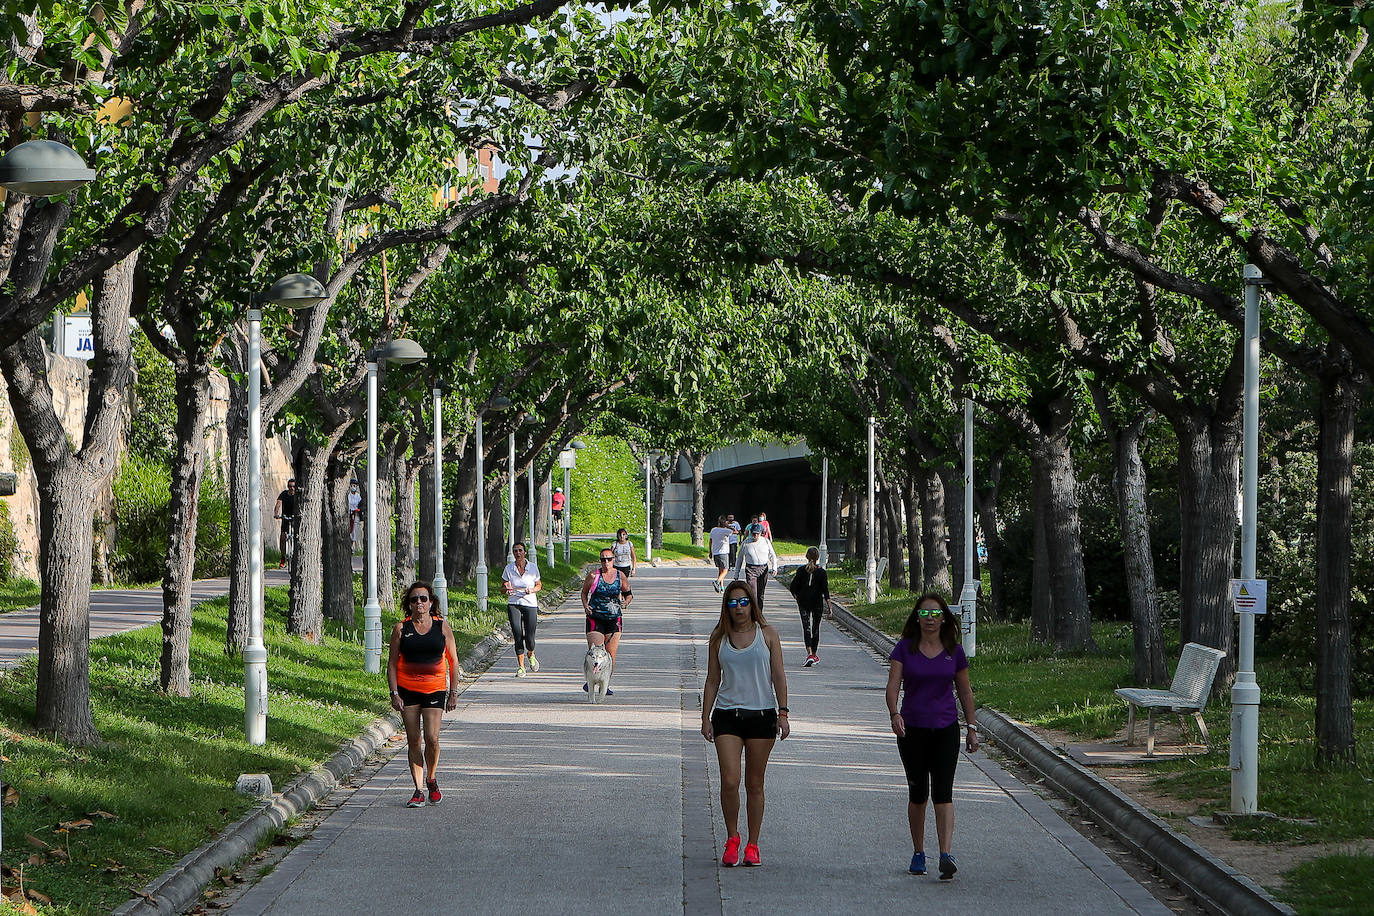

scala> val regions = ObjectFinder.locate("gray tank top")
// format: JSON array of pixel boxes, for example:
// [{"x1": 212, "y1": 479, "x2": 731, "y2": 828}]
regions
[{"x1": 714, "y1": 627, "x2": 776, "y2": 711}]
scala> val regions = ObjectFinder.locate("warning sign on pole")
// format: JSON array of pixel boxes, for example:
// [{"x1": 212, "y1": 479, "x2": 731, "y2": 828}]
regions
[{"x1": 1230, "y1": 579, "x2": 1267, "y2": 615}]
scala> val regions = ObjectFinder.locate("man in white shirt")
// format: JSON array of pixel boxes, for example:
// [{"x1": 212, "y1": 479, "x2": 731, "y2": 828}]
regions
[
  {"x1": 726, "y1": 514, "x2": 742, "y2": 569},
  {"x1": 347, "y1": 481, "x2": 362, "y2": 551},
  {"x1": 708, "y1": 515, "x2": 733, "y2": 593}
]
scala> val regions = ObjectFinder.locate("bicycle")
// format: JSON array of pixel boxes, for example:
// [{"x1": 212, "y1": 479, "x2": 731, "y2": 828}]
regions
[{"x1": 276, "y1": 514, "x2": 296, "y2": 568}]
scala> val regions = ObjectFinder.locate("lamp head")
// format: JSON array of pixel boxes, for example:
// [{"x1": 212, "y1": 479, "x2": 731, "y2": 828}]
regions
[
  {"x1": 489, "y1": 396, "x2": 513, "y2": 410},
  {"x1": 264, "y1": 273, "x2": 326, "y2": 309},
  {"x1": 570, "y1": 440, "x2": 587, "y2": 449},
  {"x1": 0, "y1": 140, "x2": 96, "y2": 196},
  {"x1": 378, "y1": 338, "x2": 426, "y2": 365}
]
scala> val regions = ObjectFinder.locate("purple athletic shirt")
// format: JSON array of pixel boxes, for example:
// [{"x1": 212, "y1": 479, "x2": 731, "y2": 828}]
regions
[{"x1": 889, "y1": 638, "x2": 968, "y2": 729}]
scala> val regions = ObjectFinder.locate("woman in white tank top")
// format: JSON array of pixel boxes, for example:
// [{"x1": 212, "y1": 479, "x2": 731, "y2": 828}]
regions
[{"x1": 701, "y1": 580, "x2": 789, "y2": 868}]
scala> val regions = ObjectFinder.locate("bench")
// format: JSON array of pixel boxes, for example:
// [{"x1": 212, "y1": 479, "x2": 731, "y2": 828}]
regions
[
  {"x1": 1115, "y1": 643, "x2": 1227, "y2": 757},
  {"x1": 854, "y1": 556, "x2": 888, "y2": 595}
]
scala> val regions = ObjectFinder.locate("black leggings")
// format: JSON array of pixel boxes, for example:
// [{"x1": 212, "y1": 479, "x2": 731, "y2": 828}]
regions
[
  {"x1": 896, "y1": 724, "x2": 960, "y2": 805},
  {"x1": 507, "y1": 604, "x2": 537, "y2": 655},
  {"x1": 798, "y1": 605, "x2": 823, "y2": 654}
]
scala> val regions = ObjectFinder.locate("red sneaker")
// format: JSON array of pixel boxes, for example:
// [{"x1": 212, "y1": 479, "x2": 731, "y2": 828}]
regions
[
  {"x1": 406, "y1": 790, "x2": 424, "y2": 808},
  {"x1": 721, "y1": 834, "x2": 742, "y2": 867},
  {"x1": 427, "y1": 779, "x2": 442, "y2": 804},
  {"x1": 743, "y1": 842, "x2": 761, "y2": 867}
]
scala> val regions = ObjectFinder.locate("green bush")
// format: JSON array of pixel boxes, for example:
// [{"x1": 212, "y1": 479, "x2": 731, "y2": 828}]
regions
[
  {"x1": 129, "y1": 331, "x2": 178, "y2": 466},
  {"x1": 0, "y1": 498, "x2": 19, "y2": 581},
  {"x1": 110, "y1": 457, "x2": 232, "y2": 585},
  {"x1": 567, "y1": 437, "x2": 644, "y2": 536}
]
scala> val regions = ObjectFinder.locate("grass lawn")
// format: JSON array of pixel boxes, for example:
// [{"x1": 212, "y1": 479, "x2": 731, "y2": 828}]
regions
[
  {"x1": 0, "y1": 545, "x2": 599, "y2": 915},
  {"x1": 0, "y1": 578, "x2": 40, "y2": 615},
  {"x1": 848, "y1": 588, "x2": 1374, "y2": 915},
  {"x1": 654, "y1": 531, "x2": 817, "y2": 563}
]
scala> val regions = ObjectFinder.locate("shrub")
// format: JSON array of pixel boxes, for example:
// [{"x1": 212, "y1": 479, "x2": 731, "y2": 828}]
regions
[
  {"x1": 110, "y1": 457, "x2": 232, "y2": 585},
  {"x1": 566, "y1": 437, "x2": 643, "y2": 536},
  {"x1": 0, "y1": 498, "x2": 19, "y2": 581}
]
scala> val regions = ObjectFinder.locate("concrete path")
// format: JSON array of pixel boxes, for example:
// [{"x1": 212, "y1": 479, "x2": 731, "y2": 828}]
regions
[
  {"x1": 225, "y1": 565, "x2": 1168, "y2": 916},
  {"x1": 0, "y1": 568, "x2": 292, "y2": 669}
]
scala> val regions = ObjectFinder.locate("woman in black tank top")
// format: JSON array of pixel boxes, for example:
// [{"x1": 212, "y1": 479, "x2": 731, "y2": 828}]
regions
[{"x1": 387, "y1": 582, "x2": 458, "y2": 808}]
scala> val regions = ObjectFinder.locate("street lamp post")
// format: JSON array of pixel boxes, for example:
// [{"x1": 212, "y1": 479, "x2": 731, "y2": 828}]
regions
[
  {"x1": 363, "y1": 339, "x2": 427, "y2": 674},
  {"x1": 866, "y1": 416, "x2": 877, "y2": 604},
  {"x1": 475, "y1": 397, "x2": 511, "y2": 613},
  {"x1": 431, "y1": 384, "x2": 448, "y2": 616},
  {"x1": 819, "y1": 456, "x2": 829, "y2": 567},
  {"x1": 546, "y1": 467, "x2": 555, "y2": 568},
  {"x1": 644, "y1": 451, "x2": 655, "y2": 563},
  {"x1": 245, "y1": 274, "x2": 326, "y2": 745},
  {"x1": 959, "y1": 398, "x2": 978, "y2": 657},
  {"x1": 1231, "y1": 265, "x2": 1266, "y2": 815}
]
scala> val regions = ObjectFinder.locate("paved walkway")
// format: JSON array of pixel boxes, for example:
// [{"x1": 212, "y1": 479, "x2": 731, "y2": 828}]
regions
[
  {"x1": 0, "y1": 569, "x2": 292, "y2": 670},
  {"x1": 225, "y1": 565, "x2": 1169, "y2": 916}
]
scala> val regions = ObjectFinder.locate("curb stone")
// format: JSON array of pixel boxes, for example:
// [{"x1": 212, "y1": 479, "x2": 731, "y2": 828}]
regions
[
  {"x1": 826, "y1": 598, "x2": 1295, "y2": 916},
  {"x1": 113, "y1": 570, "x2": 588, "y2": 916}
]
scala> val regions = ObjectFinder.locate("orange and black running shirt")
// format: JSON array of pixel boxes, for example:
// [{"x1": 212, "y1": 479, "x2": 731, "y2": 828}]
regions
[{"x1": 396, "y1": 616, "x2": 455, "y2": 693}]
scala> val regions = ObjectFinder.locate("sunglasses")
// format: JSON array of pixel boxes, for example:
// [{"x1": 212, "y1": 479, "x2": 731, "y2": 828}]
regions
[
  {"x1": 410, "y1": 594, "x2": 431, "y2": 604},
  {"x1": 600, "y1": 556, "x2": 615, "y2": 562},
  {"x1": 917, "y1": 607, "x2": 943, "y2": 619},
  {"x1": 727, "y1": 596, "x2": 752, "y2": 609}
]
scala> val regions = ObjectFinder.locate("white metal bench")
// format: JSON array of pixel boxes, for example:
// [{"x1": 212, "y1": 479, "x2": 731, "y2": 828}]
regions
[
  {"x1": 1115, "y1": 643, "x2": 1227, "y2": 757},
  {"x1": 854, "y1": 556, "x2": 887, "y2": 594}
]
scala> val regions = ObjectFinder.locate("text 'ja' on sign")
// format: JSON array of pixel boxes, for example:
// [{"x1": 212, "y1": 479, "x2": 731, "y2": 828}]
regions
[{"x1": 1231, "y1": 578, "x2": 1268, "y2": 615}]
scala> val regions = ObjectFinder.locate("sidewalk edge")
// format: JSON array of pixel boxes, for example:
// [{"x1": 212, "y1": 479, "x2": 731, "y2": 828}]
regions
[{"x1": 827, "y1": 599, "x2": 1295, "y2": 916}]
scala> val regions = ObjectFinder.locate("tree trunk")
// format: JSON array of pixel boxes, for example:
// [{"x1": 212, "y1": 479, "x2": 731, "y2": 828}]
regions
[
  {"x1": 1030, "y1": 464, "x2": 1053, "y2": 644},
  {"x1": 534, "y1": 469, "x2": 551, "y2": 549},
  {"x1": 446, "y1": 435, "x2": 478, "y2": 583},
  {"x1": 289, "y1": 423, "x2": 350, "y2": 642},
  {"x1": 974, "y1": 451, "x2": 1005, "y2": 622},
  {"x1": 0, "y1": 254, "x2": 136, "y2": 744},
  {"x1": 224, "y1": 370, "x2": 252, "y2": 654},
  {"x1": 903, "y1": 473, "x2": 923, "y2": 593},
  {"x1": 393, "y1": 446, "x2": 418, "y2": 589},
  {"x1": 1029, "y1": 437, "x2": 1093, "y2": 651},
  {"x1": 941, "y1": 465, "x2": 967, "y2": 597},
  {"x1": 878, "y1": 474, "x2": 906, "y2": 590},
  {"x1": 919, "y1": 468, "x2": 951, "y2": 594},
  {"x1": 371, "y1": 435, "x2": 397, "y2": 612},
  {"x1": 323, "y1": 446, "x2": 356, "y2": 625},
  {"x1": 485, "y1": 475, "x2": 506, "y2": 569},
  {"x1": 843, "y1": 483, "x2": 858, "y2": 559},
  {"x1": 827, "y1": 477, "x2": 844, "y2": 553},
  {"x1": 852, "y1": 484, "x2": 868, "y2": 565},
  {"x1": 418, "y1": 434, "x2": 436, "y2": 583},
  {"x1": 688, "y1": 450, "x2": 706, "y2": 547},
  {"x1": 652, "y1": 453, "x2": 670, "y2": 548},
  {"x1": 1174, "y1": 410, "x2": 1241, "y2": 685},
  {"x1": 1315, "y1": 371, "x2": 1357, "y2": 764},
  {"x1": 159, "y1": 358, "x2": 212, "y2": 696},
  {"x1": 1114, "y1": 415, "x2": 1165, "y2": 686}
]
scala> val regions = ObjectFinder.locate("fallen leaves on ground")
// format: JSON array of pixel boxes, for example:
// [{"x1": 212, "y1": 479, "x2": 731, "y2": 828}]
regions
[{"x1": 56, "y1": 817, "x2": 93, "y2": 831}]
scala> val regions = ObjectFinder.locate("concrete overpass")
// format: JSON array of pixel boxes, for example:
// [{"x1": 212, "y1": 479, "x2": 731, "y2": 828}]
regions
[{"x1": 663, "y1": 441, "x2": 822, "y2": 541}]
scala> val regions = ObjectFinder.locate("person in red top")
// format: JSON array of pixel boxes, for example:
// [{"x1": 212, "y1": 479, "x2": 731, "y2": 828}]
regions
[
  {"x1": 387, "y1": 581, "x2": 459, "y2": 808},
  {"x1": 551, "y1": 487, "x2": 567, "y2": 535}
]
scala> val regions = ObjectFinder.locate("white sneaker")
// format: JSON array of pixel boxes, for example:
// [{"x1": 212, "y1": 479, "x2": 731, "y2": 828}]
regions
[
  {"x1": 516, "y1": 666, "x2": 526, "y2": 678},
  {"x1": 527, "y1": 654, "x2": 540, "y2": 673}
]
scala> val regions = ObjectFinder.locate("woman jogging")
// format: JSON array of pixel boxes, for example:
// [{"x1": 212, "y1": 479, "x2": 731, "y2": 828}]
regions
[
  {"x1": 581, "y1": 548, "x2": 633, "y2": 695},
  {"x1": 787, "y1": 546, "x2": 830, "y2": 667},
  {"x1": 501, "y1": 542, "x2": 542, "y2": 677},
  {"x1": 885, "y1": 594, "x2": 979, "y2": 879},
  {"x1": 386, "y1": 582, "x2": 459, "y2": 808},
  {"x1": 611, "y1": 528, "x2": 637, "y2": 585},
  {"x1": 732, "y1": 523, "x2": 779, "y2": 611},
  {"x1": 702, "y1": 580, "x2": 789, "y2": 868}
]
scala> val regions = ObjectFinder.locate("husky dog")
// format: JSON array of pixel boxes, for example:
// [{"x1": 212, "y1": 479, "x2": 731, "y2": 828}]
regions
[{"x1": 584, "y1": 645, "x2": 613, "y2": 703}]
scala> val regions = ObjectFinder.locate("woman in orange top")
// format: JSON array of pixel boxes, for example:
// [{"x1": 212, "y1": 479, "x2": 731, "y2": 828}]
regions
[{"x1": 387, "y1": 581, "x2": 459, "y2": 808}]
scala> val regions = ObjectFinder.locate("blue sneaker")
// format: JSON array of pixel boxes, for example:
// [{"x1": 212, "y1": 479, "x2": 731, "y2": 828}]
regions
[
  {"x1": 939, "y1": 853, "x2": 957, "y2": 879},
  {"x1": 909, "y1": 851, "x2": 926, "y2": 875}
]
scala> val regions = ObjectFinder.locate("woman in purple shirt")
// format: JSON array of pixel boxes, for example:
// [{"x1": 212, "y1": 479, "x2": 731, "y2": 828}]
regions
[{"x1": 885, "y1": 593, "x2": 979, "y2": 880}]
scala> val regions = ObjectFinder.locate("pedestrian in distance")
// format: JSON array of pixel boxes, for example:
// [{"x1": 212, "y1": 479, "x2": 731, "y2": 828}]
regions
[
  {"x1": 611, "y1": 527, "x2": 637, "y2": 584},
  {"x1": 273, "y1": 478, "x2": 298, "y2": 568},
  {"x1": 347, "y1": 480, "x2": 362, "y2": 552},
  {"x1": 551, "y1": 486, "x2": 566, "y2": 536},
  {"x1": 787, "y1": 546, "x2": 830, "y2": 667},
  {"x1": 757, "y1": 511, "x2": 773, "y2": 540},
  {"x1": 386, "y1": 582, "x2": 460, "y2": 808},
  {"x1": 501, "y1": 542, "x2": 543, "y2": 677},
  {"x1": 732, "y1": 523, "x2": 779, "y2": 611},
  {"x1": 885, "y1": 594, "x2": 979, "y2": 879},
  {"x1": 708, "y1": 515, "x2": 733, "y2": 593},
  {"x1": 726, "y1": 514, "x2": 742, "y2": 569},
  {"x1": 581, "y1": 547, "x2": 633, "y2": 695},
  {"x1": 701, "y1": 581, "x2": 789, "y2": 868}
]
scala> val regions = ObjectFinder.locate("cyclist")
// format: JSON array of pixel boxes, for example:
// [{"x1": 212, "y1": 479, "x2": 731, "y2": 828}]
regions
[{"x1": 274, "y1": 478, "x2": 298, "y2": 568}]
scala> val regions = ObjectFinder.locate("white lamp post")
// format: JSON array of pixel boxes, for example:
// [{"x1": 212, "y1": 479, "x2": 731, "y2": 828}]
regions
[
  {"x1": 644, "y1": 451, "x2": 656, "y2": 562},
  {"x1": 475, "y1": 397, "x2": 512, "y2": 613},
  {"x1": 546, "y1": 466, "x2": 555, "y2": 568},
  {"x1": 959, "y1": 398, "x2": 978, "y2": 657},
  {"x1": 245, "y1": 273, "x2": 326, "y2": 744},
  {"x1": 363, "y1": 338, "x2": 427, "y2": 673},
  {"x1": 819, "y1": 456, "x2": 829, "y2": 567},
  {"x1": 563, "y1": 439, "x2": 587, "y2": 563},
  {"x1": 1231, "y1": 265, "x2": 1265, "y2": 814},
  {"x1": 866, "y1": 417, "x2": 877, "y2": 603},
  {"x1": 431, "y1": 384, "x2": 448, "y2": 616}
]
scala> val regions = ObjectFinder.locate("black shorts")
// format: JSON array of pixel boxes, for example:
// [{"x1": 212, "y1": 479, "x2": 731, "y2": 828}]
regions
[
  {"x1": 553, "y1": 509, "x2": 564, "y2": 518},
  {"x1": 613, "y1": 566, "x2": 633, "y2": 592},
  {"x1": 711, "y1": 707, "x2": 779, "y2": 741},
  {"x1": 587, "y1": 615, "x2": 623, "y2": 637},
  {"x1": 397, "y1": 687, "x2": 447, "y2": 709}
]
